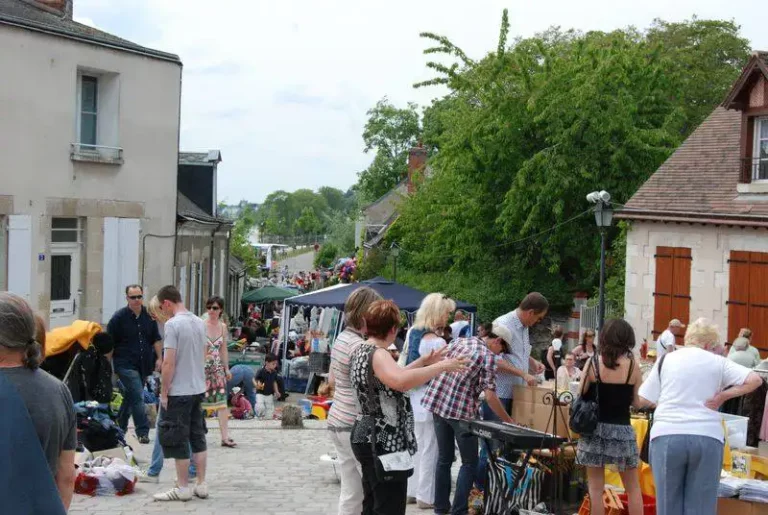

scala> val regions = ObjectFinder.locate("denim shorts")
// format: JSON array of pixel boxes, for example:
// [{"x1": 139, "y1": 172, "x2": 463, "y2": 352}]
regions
[{"x1": 158, "y1": 394, "x2": 207, "y2": 460}]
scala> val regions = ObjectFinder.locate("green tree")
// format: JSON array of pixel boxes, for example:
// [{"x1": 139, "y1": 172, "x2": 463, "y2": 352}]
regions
[
  {"x1": 229, "y1": 203, "x2": 261, "y2": 276},
  {"x1": 294, "y1": 206, "x2": 323, "y2": 236},
  {"x1": 356, "y1": 98, "x2": 421, "y2": 202}
]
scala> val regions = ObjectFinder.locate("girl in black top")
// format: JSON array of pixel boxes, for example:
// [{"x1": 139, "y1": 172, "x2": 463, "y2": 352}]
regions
[{"x1": 576, "y1": 319, "x2": 643, "y2": 515}]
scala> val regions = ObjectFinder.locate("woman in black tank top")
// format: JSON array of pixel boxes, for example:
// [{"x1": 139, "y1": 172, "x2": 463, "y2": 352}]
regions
[{"x1": 576, "y1": 319, "x2": 644, "y2": 515}]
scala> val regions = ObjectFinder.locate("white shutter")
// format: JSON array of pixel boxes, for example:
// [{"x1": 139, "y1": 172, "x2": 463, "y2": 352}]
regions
[
  {"x1": 179, "y1": 265, "x2": 187, "y2": 305},
  {"x1": 102, "y1": 218, "x2": 140, "y2": 323},
  {"x1": 219, "y1": 247, "x2": 227, "y2": 297},
  {"x1": 8, "y1": 215, "x2": 32, "y2": 300}
]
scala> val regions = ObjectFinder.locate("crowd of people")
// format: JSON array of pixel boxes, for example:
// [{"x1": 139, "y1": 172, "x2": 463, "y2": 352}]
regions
[{"x1": 325, "y1": 287, "x2": 766, "y2": 515}]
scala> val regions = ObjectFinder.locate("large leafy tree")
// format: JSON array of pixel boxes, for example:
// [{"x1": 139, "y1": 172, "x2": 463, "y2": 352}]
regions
[
  {"x1": 356, "y1": 98, "x2": 421, "y2": 202},
  {"x1": 385, "y1": 12, "x2": 749, "y2": 319}
]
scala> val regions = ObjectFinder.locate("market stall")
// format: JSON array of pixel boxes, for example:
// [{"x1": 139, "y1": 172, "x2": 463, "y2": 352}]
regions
[{"x1": 277, "y1": 277, "x2": 477, "y2": 393}]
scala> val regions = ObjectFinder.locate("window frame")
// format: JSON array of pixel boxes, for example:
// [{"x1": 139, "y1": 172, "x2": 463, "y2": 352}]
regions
[
  {"x1": 753, "y1": 117, "x2": 768, "y2": 182},
  {"x1": 77, "y1": 74, "x2": 99, "y2": 147},
  {"x1": 51, "y1": 217, "x2": 82, "y2": 244}
]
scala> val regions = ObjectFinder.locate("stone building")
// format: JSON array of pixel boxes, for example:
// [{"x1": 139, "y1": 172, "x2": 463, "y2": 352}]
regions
[{"x1": 618, "y1": 51, "x2": 768, "y2": 353}]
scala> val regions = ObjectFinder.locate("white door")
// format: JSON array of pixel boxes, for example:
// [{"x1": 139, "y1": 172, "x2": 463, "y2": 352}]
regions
[{"x1": 49, "y1": 244, "x2": 81, "y2": 328}]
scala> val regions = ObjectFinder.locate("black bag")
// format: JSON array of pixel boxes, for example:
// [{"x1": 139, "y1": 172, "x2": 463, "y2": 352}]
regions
[
  {"x1": 569, "y1": 354, "x2": 601, "y2": 436},
  {"x1": 364, "y1": 348, "x2": 413, "y2": 482}
]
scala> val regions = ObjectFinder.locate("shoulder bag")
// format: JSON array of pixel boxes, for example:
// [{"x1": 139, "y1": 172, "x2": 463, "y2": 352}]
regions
[
  {"x1": 365, "y1": 347, "x2": 414, "y2": 481},
  {"x1": 569, "y1": 354, "x2": 601, "y2": 436},
  {"x1": 640, "y1": 353, "x2": 666, "y2": 463}
]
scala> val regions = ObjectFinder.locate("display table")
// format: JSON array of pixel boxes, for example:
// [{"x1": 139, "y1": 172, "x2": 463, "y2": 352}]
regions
[{"x1": 718, "y1": 498, "x2": 768, "y2": 515}]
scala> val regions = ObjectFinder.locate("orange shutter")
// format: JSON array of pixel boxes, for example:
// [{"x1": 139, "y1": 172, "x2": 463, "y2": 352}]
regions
[
  {"x1": 654, "y1": 247, "x2": 692, "y2": 345},
  {"x1": 653, "y1": 247, "x2": 674, "y2": 339},
  {"x1": 727, "y1": 251, "x2": 751, "y2": 345}
]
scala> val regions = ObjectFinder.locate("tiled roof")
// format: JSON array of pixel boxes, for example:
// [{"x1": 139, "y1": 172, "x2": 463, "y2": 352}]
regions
[
  {"x1": 0, "y1": 0, "x2": 180, "y2": 63},
  {"x1": 617, "y1": 107, "x2": 768, "y2": 226},
  {"x1": 177, "y1": 192, "x2": 232, "y2": 226}
]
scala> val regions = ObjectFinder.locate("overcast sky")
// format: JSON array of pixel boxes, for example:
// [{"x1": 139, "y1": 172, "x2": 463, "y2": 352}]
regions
[{"x1": 74, "y1": 0, "x2": 766, "y2": 204}]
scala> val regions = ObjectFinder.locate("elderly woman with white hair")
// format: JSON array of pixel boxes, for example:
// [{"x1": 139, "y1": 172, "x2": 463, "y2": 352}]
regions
[{"x1": 639, "y1": 318, "x2": 763, "y2": 515}]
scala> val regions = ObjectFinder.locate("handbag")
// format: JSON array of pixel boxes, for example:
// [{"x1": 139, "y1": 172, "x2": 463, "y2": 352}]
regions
[
  {"x1": 569, "y1": 354, "x2": 601, "y2": 436},
  {"x1": 364, "y1": 347, "x2": 414, "y2": 482},
  {"x1": 640, "y1": 353, "x2": 667, "y2": 463}
]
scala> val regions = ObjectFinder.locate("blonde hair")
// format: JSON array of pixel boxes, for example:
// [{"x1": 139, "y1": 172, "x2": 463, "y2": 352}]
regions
[
  {"x1": 413, "y1": 293, "x2": 456, "y2": 332},
  {"x1": 148, "y1": 295, "x2": 168, "y2": 323},
  {"x1": 684, "y1": 318, "x2": 720, "y2": 349},
  {"x1": 739, "y1": 328, "x2": 753, "y2": 340},
  {"x1": 344, "y1": 287, "x2": 383, "y2": 330}
]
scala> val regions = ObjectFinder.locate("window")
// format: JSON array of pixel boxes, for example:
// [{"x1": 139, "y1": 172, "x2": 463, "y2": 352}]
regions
[
  {"x1": 754, "y1": 117, "x2": 768, "y2": 181},
  {"x1": 51, "y1": 218, "x2": 81, "y2": 243},
  {"x1": 653, "y1": 246, "x2": 691, "y2": 345},
  {"x1": 79, "y1": 76, "x2": 98, "y2": 146},
  {"x1": 727, "y1": 251, "x2": 768, "y2": 356}
]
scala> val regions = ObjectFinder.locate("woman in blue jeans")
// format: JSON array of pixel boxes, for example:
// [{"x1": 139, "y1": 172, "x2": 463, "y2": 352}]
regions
[{"x1": 639, "y1": 318, "x2": 762, "y2": 515}]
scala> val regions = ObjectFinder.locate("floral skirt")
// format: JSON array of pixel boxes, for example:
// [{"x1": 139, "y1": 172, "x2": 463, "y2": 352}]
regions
[
  {"x1": 576, "y1": 422, "x2": 638, "y2": 472},
  {"x1": 202, "y1": 364, "x2": 227, "y2": 410}
]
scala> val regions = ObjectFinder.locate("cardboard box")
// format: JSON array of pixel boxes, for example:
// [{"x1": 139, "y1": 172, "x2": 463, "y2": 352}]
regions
[
  {"x1": 512, "y1": 382, "x2": 559, "y2": 405},
  {"x1": 92, "y1": 447, "x2": 128, "y2": 461},
  {"x1": 512, "y1": 400, "x2": 572, "y2": 438},
  {"x1": 718, "y1": 498, "x2": 768, "y2": 515}
]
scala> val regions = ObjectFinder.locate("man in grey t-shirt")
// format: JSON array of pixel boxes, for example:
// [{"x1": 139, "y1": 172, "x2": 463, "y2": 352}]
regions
[{"x1": 154, "y1": 285, "x2": 209, "y2": 502}]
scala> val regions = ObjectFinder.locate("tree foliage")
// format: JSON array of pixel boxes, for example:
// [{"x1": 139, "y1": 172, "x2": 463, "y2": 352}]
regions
[
  {"x1": 255, "y1": 186, "x2": 357, "y2": 238},
  {"x1": 386, "y1": 13, "x2": 749, "y2": 320},
  {"x1": 229, "y1": 203, "x2": 261, "y2": 276},
  {"x1": 356, "y1": 98, "x2": 421, "y2": 202}
]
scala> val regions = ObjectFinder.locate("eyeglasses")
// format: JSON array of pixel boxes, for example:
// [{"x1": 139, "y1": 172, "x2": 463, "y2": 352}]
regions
[
  {"x1": 207, "y1": 306, "x2": 221, "y2": 311},
  {"x1": 128, "y1": 295, "x2": 143, "y2": 300}
]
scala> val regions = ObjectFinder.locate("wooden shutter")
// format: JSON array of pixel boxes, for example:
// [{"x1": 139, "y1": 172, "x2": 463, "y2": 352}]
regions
[
  {"x1": 727, "y1": 251, "x2": 751, "y2": 344},
  {"x1": 653, "y1": 246, "x2": 692, "y2": 345},
  {"x1": 729, "y1": 251, "x2": 768, "y2": 356},
  {"x1": 8, "y1": 215, "x2": 32, "y2": 301}
]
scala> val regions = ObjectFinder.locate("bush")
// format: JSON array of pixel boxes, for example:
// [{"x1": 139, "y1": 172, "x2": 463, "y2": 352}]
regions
[
  {"x1": 356, "y1": 248, "x2": 387, "y2": 280},
  {"x1": 314, "y1": 243, "x2": 339, "y2": 269}
]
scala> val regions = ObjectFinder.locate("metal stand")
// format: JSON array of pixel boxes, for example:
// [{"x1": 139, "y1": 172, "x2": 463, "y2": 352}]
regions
[{"x1": 541, "y1": 385, "x2": 575, "y2": 515}]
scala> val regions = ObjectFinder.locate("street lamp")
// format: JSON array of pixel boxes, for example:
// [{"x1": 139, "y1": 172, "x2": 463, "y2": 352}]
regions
[
  {"x1": 587, "y1": 190, "x2": 613, "y2": 331},
  {"x1": 390, "y1": 245, "x2": 400, "y2": 283}
]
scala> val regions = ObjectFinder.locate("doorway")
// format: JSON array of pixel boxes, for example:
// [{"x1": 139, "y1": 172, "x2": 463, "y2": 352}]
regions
[{"x1": 50, "y1": 218, "x2": 83, "y2": 328}]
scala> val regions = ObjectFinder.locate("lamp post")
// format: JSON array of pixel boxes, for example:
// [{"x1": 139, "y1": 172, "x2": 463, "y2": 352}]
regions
[
  {"x1": 587, "y1": 191, "x2": 614, "y2": 332},
  {"x1": 390, "y1": 245, "x2": 400, "y2": 283}
]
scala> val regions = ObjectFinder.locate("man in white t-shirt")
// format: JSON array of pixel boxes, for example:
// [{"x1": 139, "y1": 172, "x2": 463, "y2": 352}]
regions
[{"x1": 655, "y1": 318, "x2": 685, "y2": 359}]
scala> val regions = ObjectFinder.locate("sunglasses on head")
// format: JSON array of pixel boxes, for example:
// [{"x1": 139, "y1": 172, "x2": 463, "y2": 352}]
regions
[{"x1": 128, "y1": 295, "x2": 143, "y2": 300}]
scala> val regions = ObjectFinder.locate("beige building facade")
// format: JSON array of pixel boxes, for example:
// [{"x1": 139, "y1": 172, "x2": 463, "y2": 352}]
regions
[{"x1": 0, "y1": 0, "x2": 182, "y2": 327}]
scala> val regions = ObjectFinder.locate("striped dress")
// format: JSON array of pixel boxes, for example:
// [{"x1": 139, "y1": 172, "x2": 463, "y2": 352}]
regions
[{"x1": 327, "y1": 328, "x2": 365, "y2": 431}]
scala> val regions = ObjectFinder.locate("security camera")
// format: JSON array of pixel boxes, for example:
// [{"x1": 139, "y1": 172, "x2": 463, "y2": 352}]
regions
[{"x1": 598, "y1": 191, "x2": 611, "y2": 203}]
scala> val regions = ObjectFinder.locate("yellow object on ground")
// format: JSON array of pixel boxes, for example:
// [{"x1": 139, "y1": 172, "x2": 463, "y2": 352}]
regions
[
  {"x1": 311, "y1": 406, "x2": 327, "y2": 420},
  {"x1": 45, "y1": 320, "x2": 102, "y2": 357}
]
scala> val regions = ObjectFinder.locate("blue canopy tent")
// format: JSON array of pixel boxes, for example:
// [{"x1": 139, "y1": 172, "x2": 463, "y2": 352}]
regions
[{"x1": 279, "y1": 277, "x2": 477, "y2": 364}]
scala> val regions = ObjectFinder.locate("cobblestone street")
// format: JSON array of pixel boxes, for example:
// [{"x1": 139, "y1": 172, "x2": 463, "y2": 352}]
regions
[{"x1": 70, "y1": 418, "x2": 441, "y2": 515}]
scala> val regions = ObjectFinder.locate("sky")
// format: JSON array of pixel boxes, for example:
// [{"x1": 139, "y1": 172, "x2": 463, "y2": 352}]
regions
[{"x1": 73, "y1": 0, "x2": 767, "y2": 204}]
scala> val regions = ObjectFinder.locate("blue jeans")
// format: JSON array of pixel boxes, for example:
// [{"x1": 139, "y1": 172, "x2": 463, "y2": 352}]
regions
[
  {"x1": 650, "y1": 435, "x2": 723, "y2": 515},
  {"x1": 227, "y1": 365, "x2": 256, "y2": 412},
  {"x1": 433, "y1": 414, "x2": 478, "y2": 515},
  {"x1": 115, "y1": 367, "x2": 150, "y2": 437},
  {"x1": 476, "y1": 397, "x2": 512, "y2": 490},
  {"x1": 147, "y1": 407, "x2": 197, "y2": 477}
]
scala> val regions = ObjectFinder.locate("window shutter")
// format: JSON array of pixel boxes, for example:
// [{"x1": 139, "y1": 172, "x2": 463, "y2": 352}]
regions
[
  {"x1": 748, "y1": 253, "x2": 768, "y2": 355},
  {"x1": 102, "y1": 218, "x2": 140, "y2": 323},
  {"x1": 653, "y1": 247, "x2": 674, "y2": 339},
  {"x1": 8, "y1": 215, "x2": 32, "y2": 300},
  {"x1": 671, "y1": 247, "x2": 692, "y2": 345},
  {"x1": 727, "y1": 250, "x2": 751, "y2": 344}
]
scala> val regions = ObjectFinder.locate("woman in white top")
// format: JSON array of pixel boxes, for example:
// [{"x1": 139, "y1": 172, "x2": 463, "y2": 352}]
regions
[
  {"x1": 556, "y1": 352, "x2": 581, "y2": 391},
  {"x1": 639, "y1": 318, "x2": 762, "y2": 515},
  {"x1": 405, "y1": 293, "x2": 456, "y2": 510},
  {"x1": 327, "y1": 287, "x2": 383, "y2": 515}
]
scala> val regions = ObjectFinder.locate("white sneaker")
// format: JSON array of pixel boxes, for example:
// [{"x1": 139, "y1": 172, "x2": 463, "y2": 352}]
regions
[
  {"x1": 137, "y1": 470, "x2": 159, "y2": 484},
  {"x1": 153, "y1": 486, "x2": 192, "y2": 502},
  {"x1": 193, "y1": 482, "x2": 209, "y2": 499}
]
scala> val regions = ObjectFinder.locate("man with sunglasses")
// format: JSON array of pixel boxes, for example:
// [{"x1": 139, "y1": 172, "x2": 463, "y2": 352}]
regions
[{"x1": 107, "y1": 284, "x2": 162, "y2": 444}]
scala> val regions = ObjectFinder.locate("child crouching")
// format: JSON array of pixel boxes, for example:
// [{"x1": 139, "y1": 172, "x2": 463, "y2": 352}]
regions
[{"x1": 254, "y1": 353, "x2": 280, "y2": 419}]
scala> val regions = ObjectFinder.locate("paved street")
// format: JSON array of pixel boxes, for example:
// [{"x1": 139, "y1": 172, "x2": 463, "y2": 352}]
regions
[
  {"x1": 70, "y1": 418, "x2": 441, "y2": 515},
  {"x1": 275, "y1": 249, "x2": 315, "y2": 276}
]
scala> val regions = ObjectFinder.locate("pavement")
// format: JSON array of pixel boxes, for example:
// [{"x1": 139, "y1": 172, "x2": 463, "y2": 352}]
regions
[
  {"x1": 275, "y1": 249, "x2": 315, "y2": 276},
  {"x1": 69, "y1": 417, "x2": 446, "y2": 515}
]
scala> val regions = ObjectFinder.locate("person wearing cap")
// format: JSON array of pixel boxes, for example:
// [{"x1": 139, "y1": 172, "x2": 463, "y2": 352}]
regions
[
  {"x1": 656, "y1": 319, "x2": 685, "y2": 360},
  {"x1": 421, "y1": 325, "x2": 513, "y2": 515}
]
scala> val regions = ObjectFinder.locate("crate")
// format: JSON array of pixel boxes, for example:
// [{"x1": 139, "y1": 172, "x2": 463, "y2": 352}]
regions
[
  {"x1": 309, "y1": 352, "x2": 330, "y2": 374},
  {"x1": 578, "y1": 490, "x2": 624, "y2": 515},
  {"x1": 616, "y1": 493, "x2": 655, "y2": 515}
]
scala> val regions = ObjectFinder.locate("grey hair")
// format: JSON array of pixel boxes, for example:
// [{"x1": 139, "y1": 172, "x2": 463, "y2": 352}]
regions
[{"x1": 0, "y1": 292, "x2": 42, "y2": 369}]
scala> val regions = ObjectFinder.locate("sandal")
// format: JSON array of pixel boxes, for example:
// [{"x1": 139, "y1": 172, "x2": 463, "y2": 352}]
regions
[{"x1": 221, "y1": 438, "x2": 237, "y2": 448}]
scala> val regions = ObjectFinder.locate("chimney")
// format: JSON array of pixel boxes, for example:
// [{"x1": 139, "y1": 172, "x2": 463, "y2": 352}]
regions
[
  {"x1": 24, "y1": 0, "x2": 73, "y2": 19},
  {"x1": 406, "y1": 142, "x2": 427, "y2": 194}
]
